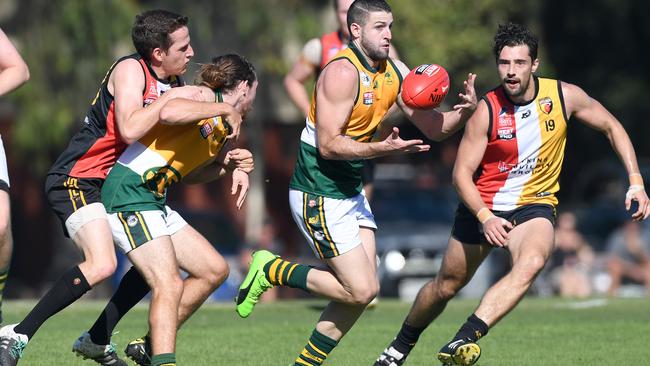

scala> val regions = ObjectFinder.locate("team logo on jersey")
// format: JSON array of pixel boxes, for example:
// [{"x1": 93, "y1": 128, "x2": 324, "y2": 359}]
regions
[
  {"x1": 360, "y1": 72, "x2": 372, "y2": 87},
  {"x1": 498, "y1": 161, "x2": 514, "y2": 173},
  {"x1": 539, "y1": 97, "x2": 553, "y2": 114},
  {"x1": 126, "y1": 215, "x2": 139, "y2": 227},
  {"x1": 363, "y1": 91, "x2": 374, "y2": 105},
  {"x1": 385, "y1": 71, "x2": 394, "y2": 85},
  {"x1": 308, "y1": 216, "x2": 319, "y2": 224}
]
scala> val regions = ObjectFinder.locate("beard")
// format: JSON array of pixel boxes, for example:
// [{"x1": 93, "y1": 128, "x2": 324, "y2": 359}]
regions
[
  {"x1": 503, "y1": 76, "x2": 532, "y2": 99},
  {"x1": 361, "y1": 37, "x2": 389, "y2": 62}
]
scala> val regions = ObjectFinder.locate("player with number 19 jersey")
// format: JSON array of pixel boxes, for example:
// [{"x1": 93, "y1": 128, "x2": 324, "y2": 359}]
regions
[{"x1": 476, "y1": 76, "x2": 568, "y2": 211}]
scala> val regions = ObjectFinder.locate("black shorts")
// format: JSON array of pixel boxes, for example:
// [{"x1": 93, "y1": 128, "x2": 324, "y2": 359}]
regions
[
  {"x1": 45, "y1": 173, "x2": 103, "y2": 236},
  {"x1": 451, "y1": 203, "x2": 556, "y2": 245}
]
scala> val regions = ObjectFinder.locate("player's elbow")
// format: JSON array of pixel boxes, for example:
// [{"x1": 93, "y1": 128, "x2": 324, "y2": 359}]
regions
[
  {"x1": 318, "y1": 145, "x2": 337, "y2": 160},
  {"x1": 20, "y1": 64, "x2": 30, "y2": 83},
  {"x1": 117, "y1": 126, "x2": 138, "y2": 145}
]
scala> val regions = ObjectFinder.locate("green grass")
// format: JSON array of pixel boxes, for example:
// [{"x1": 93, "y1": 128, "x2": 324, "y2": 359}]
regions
[{"x1": 3, "y1": 297, "x2": 650, "y2": 365}]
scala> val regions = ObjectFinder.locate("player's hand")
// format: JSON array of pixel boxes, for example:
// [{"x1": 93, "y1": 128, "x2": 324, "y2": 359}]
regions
[
  {"x1": 482, "y1": 216, "x2": 513, "y2": 247},
  {"x1": 231, "y1": 168, "x2": 249, "y2": 210},
  {"x1": 453, "y1": 73, "x2": 477, "y2": 111},
  {"x1": 383, "y1": 127, "x2": 430, "y2": 154},
  {"x1": 222, "y1": 105, "x2": 243, "y2": 140},
  {"x1": 626, "y1": 185, "x2": 650, "y2": 221},
  {"x1": 225, "y1": 148, "x2": 254, "y2": 174}
]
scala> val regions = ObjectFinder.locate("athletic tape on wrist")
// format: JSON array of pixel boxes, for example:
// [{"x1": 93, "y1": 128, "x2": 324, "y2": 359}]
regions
[{"x1": 476, "y1": 207, "x2": 495, "y2": 224}]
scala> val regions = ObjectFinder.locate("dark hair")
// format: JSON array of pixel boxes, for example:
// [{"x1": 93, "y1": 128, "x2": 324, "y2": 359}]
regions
[
  {"x1": 493, "y1": 22, "x2": 538, "y2": 61},
  {"x1": 132, "y1": 10, "x2": 189, "y2": 62},
  {"x1": 347, "y1": 0, "x2": 392, "y2": 35},
  {"x1": 195, "y1": 54, "x2": 256, "y2": 92}
]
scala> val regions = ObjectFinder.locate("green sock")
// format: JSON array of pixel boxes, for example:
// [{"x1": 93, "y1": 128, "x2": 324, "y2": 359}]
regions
[
  {"x1": 151, "y1": 353, "x2": 175, "y2": 366},
  {"x1": 294, "y1": 329, "x2": 338, "y2": 366},
  {"x1": 0, "y1": 267, "x2": 8, "y2": 323},
  {"x1": 263, "y1": 258, "x2": 311, "y2": 291}
]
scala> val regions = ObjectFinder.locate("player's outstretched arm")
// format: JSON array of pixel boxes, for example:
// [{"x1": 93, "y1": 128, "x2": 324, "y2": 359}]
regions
[
  {"x1": 0, "y1": 28, "x2": 29, "y2": 96},
  {"x1": 315, "y1": 60, "x2": 429, "y2": 160},
  {"x1": 564, "y1": 81, "x2": 650, "y2": 220},
  {"x1": 453, "y1": 100, "x2": 512, "y2": 246},
  {"x1": 159, "y1": 97, "x2": 242, "y2": 138},
  {"x1": 393, "y1": 59, "x2": 477, "y2": 141}
]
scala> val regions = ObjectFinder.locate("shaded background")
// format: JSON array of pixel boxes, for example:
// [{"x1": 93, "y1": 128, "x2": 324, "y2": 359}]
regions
[{"x1": 0, "y1": 0, "x2": 648, "y2": 299}]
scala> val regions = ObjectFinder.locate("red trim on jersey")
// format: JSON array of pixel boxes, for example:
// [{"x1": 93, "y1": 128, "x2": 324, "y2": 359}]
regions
[
  {"x1": 475, "y1": 88, "x2": 519, "y2": 208},
  {"x1": 320, "y1": 31, "x2": 345, "y2": 70},
  {"x1": 69, "y1": 58, "x2": 164, "y2": 179}
]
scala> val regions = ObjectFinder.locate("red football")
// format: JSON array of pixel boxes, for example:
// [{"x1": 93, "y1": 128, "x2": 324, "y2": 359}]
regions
[{"x1": 401, "y1": 64, "x2": 450, "y2": 109}]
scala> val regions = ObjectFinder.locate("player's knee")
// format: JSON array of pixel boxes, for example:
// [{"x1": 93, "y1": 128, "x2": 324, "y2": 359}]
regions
[
  {"x1": 89, "y1": 258, "x2": 118, "y2": 282},
  {"x1": 350, "y1": 281, "x2": 379, "y2": 305},
  {"x1": 205, "y1": 259, "x2": 230, "y2": 289},
  {"x1": 435, "y1": 277, "x2": 463, "y2": 301},
  {"x1": 515, "y1": 255, "x2": 546, "y2": 284},
  {"x1": 0, "y1": 218, "x2": 11, "y2": 241}
]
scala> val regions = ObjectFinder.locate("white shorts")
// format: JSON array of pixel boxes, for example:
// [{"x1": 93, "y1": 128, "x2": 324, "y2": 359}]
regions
[
  {"x1": 289, "y1": 189, "x2": 376, "y2": 259},
  {"x1": 0, "y1": 136, "x2": 10, "y2": 188},
  {"x1": 107, "y1": 205, "x2": 187, "y2": 253}
]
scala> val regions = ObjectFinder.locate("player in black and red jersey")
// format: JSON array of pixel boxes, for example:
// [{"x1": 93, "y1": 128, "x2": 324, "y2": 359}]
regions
[{"x1": 0, "y1": 10, "x2": 240, "y2": 366}]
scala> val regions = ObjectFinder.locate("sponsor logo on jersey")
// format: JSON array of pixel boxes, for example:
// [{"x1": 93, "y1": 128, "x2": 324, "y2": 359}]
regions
[
  {"x1": 498, "y1": 106, "x2": 515, "y2": 128},
  {"x1": 200, "y1": 119, "x2": 214, "y2": 139},
  {"x1": 363, "y1": 91, "x2": 374, "y2": 105},
  {"x1": 536, "y1": 191, "x2": 552, "y2": 197},
  {"x1": 360, "y1": 72, "x2": 372, "y2": 87},
  {"x1": 308, "y1": 199, "x2": 317, "y2": 208},
  {"x1": 497, "y1": 127, "x2": 515, "y2": 140},
  {"x1": 308, "y1": 216, "x2": 318, "y2": 224},
  {"x1": 521, "y1": 110, "x2": 531, "y2": 119},
  {"x1": 539, "y1": 97, "x2": 553, "y2": 114}
]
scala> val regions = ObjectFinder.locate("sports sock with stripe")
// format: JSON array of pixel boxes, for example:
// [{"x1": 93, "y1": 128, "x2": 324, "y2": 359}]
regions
[
  {"x1": 294, "y1": 329, "x2": 338, "y2": 366},
  {"x1": 151, "y1": 352, "x2": 175, "y2": 366},
  {"x1": 263, "y1": 258, "x2": 311, "y2": 292}
]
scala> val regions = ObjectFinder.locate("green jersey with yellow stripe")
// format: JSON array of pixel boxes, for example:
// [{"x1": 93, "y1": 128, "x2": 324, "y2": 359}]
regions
[
  {"x1": 289, "y1": 42, "x2": 402, "y2": 199},
  {"x1": 102, "y1": 93, "x2": 230, "y2": 213}
]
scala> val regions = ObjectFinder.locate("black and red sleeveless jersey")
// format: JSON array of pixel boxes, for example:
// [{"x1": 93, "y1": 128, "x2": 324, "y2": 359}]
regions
[{"x1": 48, "y1": 53, "x2": 184, "y2": 179}]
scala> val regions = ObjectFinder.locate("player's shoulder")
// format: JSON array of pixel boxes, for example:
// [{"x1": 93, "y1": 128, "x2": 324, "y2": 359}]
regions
[{"x1": 322, "y1": 57, "x2": 358, "y2": 79}]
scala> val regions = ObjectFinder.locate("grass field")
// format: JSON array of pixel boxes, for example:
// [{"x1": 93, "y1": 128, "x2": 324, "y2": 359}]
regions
[{"x1": 3, "y1": 297, "x2": 650, "y2": 365}]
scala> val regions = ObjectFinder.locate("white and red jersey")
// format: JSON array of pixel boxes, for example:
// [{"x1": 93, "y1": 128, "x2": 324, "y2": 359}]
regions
[{"x1": 475, "y1": 77, "x2": 569, "y2": 211}]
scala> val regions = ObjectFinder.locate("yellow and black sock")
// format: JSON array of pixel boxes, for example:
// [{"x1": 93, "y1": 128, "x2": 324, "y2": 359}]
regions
[
  {"x1": 294, "y1": 329, "x2": 338, "y2": 366},
  {"x1": 263, "y1": 258, "x2": 311, "y2": 292},
  {"x1": 151, "y1": 353, "x2": 175, "y2": 366},
  {"x1": 0, "y1": 266, "x2": 8, "y2": 323}
]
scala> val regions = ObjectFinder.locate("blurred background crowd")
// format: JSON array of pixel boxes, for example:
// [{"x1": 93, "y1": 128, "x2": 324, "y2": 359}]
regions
[{"x1": 0, "y1": 0, "x2": 649, "y2": 302}]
